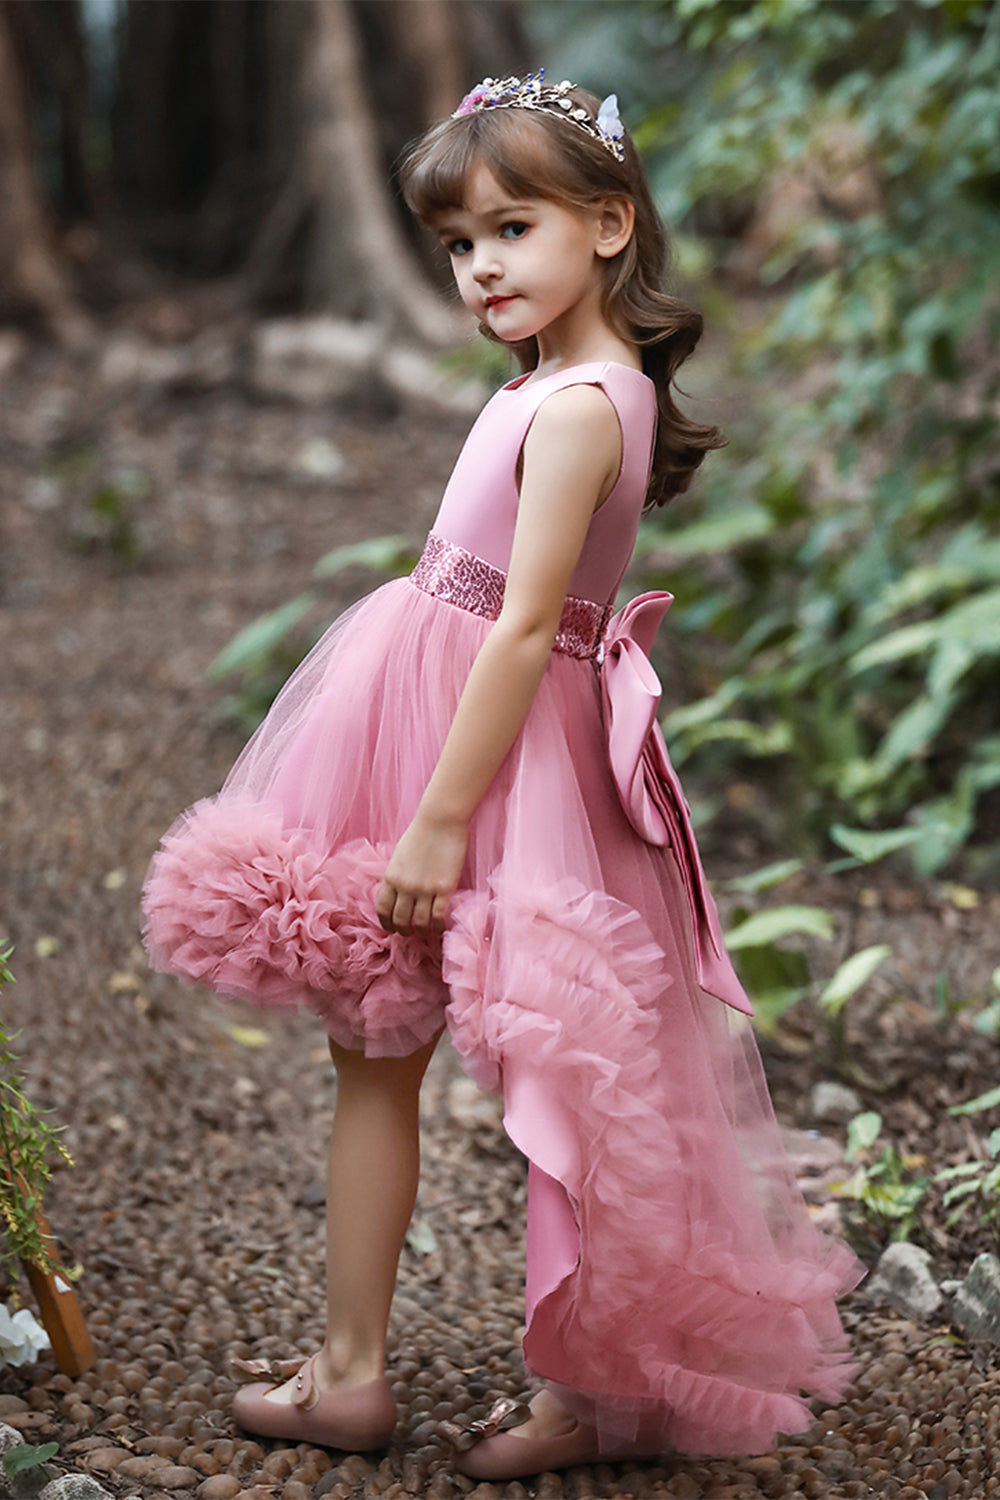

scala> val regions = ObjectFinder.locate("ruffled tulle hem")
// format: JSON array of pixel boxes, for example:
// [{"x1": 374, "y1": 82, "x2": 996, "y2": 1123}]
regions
[
  {"x1": 142, "y1": 794, "x2": 445, "y2": 1057},
  {"x1": 442, "y1": 870, "x2": 863, "y2": 1456}
]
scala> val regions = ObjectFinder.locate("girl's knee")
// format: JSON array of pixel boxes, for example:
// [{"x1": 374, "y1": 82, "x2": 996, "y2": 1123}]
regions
[{"x1": 328, "y1": 1033, "x2": 440, "y2": 1093}]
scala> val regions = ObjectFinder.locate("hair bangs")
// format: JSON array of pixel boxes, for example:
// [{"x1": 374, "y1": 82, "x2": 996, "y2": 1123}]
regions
[{"x1": 400, "y1": 109, "x2": 605, "y2": 224}]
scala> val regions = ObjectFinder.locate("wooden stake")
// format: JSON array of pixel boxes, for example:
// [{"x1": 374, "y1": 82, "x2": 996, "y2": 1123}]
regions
[{"x1": 21, "y1": 1208, "x2": 95, "y2": 1377}]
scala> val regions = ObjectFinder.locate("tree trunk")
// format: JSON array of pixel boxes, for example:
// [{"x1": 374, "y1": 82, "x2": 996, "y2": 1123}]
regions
[
  {"x1": 0, "y1": 1, "x2": 91, "y2": 345},
  {"x1": 302, "y1": 0, "x2": 465, "y2": 344},
  {"x1": 384, "y1": 0, "x2": 465, "y2": 126}
]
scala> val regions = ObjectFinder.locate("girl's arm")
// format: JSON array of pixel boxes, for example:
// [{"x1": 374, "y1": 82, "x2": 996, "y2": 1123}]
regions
[{"x1": 377, "y1": 383, "x2": 623, "y2": 935}]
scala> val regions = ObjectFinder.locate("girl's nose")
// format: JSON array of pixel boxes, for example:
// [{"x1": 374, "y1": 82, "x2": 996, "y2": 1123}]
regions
[{"x1": 472, "y1": 246, "x2": 501, "y2": 283}]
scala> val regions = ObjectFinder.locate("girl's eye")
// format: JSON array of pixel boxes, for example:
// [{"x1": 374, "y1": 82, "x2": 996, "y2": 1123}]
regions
[
  {"x1": 500, "y1": 221, "x2": 529, "y2": 241},
  {"x1": 446, "y1": 237, "x2": 473, "y2": 257}
]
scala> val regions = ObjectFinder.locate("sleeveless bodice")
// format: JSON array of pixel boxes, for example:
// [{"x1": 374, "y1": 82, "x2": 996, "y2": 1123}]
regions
[{"x1": 430, "y1": 362, "x2": 657, "y2": 608}]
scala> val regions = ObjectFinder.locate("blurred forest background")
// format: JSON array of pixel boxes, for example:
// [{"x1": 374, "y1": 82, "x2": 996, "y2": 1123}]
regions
[{"x1": 2, "y1": 0, "x2": 999, "y2": 883}]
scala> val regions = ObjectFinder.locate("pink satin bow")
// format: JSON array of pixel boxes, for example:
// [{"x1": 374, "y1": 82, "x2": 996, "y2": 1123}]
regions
[{"x1": 601, "y1": 593, "x2": 754, "y2": 1017}]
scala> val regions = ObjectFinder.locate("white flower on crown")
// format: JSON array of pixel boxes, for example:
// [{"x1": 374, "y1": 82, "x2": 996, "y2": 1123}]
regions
[{"x1": 596, "y1": 95, "x2": 624, "y2": 148}]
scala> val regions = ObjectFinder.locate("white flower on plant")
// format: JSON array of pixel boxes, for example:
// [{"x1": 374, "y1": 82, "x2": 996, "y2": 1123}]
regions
[{"x1": 0, "y1": 1305, "x2": 50, "y2": 1368}]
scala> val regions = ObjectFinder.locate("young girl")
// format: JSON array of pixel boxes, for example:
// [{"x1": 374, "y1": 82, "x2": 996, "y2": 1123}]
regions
[{"x1": 143, "y1": 73, "x2": 862, "y2": 1479}]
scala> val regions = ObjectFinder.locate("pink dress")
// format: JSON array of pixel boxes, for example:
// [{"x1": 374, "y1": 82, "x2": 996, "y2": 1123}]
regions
[{"x1": 143, "y1": 361, "x2": 862, "y2": 1457}]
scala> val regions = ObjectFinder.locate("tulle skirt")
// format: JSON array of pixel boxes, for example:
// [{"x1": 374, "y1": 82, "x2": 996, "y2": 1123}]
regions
[{"x1": 143, "y1": 576, "x2": 863, "y2": 1457}]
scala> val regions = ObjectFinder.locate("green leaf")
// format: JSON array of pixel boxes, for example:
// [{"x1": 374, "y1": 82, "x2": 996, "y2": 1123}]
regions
[
  {"x1": 935, "y1": 1162, "x2": 983, "y2": 1183},
  {"x1": 724, "y1": 859, "x2": 804, "y2": 893},
  {"x1": 949, "y1": 1085, "x2": 1000, "y2": 1117},
  {"x1": 208, "y1": 594, "x2": 316, "y2": 679},
  {"x1": 829, "y1": 825, "x2": 926, "y2": 863},
  {"x1": 846, "y1": 1111, "x2": 882, "y2": 1160},
  {"x1": 313, "y1": 535, "x2": 414, "y2": 579},
  {"x1": 820, "y1": 945, "x2": 893, "y2": 1017},
  {"x1": 730, "y1": 943, "x2": 810, "y2": 1036},
  {"x1": 725, "y1": 904, "x2": 835, "y2": 949},
  {"x1": 850, "y1": 588, "x2": 1000, "y2": 672},
  {"x1": 658, "y1": 503, "x2": 775, "y2": 557},
  {"x1": 941, "y1": 1179, "x2": 985, "y2": 1207},
  {"x1": 2, "y1": 1443, "x2": 58, "y2": 1477}
]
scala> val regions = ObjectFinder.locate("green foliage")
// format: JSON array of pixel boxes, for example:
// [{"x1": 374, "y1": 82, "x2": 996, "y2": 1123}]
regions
[
  {"x1": 948, "y1": 1081, "x2": 1000, "y2": 1118},
  {"x1": 0, "y1": 948, "x2": 72, "y2": 1280},
  {"x1": 723, "y1": 865, "x2": 892, "y2": 1038},
  {"x1": 819, "y1": 944, "x2": 893, "y2": 1019},
  {"x1": 67, "y1": 467, "x2": 149, "y2": 566},
  {"x1": 939, "y1": 1081, "x2": 1000, "y2": 1237},
  {"x1": 208, "y1": 537, "x2": 418, "y2": 733},
  {"x1": 972, "y1": 966, "x2": 1000, "y2": 1035},
  {"x1": 2, "y1": 1443, "x2": 58, "y2": 1478},
  {"x1": 935, "y1": 1129, "x2": 1000, "y2": 1234},
  {"x1": 834, "y1": 1110, "x2": 928, "y2": 1244},
  {"x1": 603, "y1": 0, "x2": 1000, "y2": 874}
]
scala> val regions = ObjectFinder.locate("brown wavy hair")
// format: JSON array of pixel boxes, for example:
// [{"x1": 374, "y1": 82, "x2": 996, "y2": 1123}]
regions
[{"x1": 399, "y1": 86, "x2": 725, "y2": 506}]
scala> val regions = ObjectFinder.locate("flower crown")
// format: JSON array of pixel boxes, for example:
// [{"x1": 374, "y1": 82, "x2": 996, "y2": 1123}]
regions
[{"x1": 453, "y1": 70, "x2": 626, "y2": 164}]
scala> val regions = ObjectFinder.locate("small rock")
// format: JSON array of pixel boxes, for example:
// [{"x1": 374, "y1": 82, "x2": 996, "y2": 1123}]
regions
[
  {"x1": 951, "y1": 1252, "x2": 1000, "y2": 1341},
  {"x1": 448, "y1": 1078, "x2": 503, "y2": 1131},
  {"x1": 664, "y1": 1476, "x2": 701, "y2": 1499},
  {"x1": 144, "y1": 1467, "x2": 199, "y2": 1491},
  {"x1": 294, "y1": 439, "x2": 347, "y2": 483},
  {"x1": 196, "y1": 1478, "x2": 241, "y2": 1500},
  {"x1": 115, "y1": 1458, "x2": 170, "y2": 1483},
  {"x1": 37, "y1": 1478, "x2": 114, "y2": 1500},
  {"x1": 81, "y1": 1449, "x2": 131, "y2": 1474},
  {"x1": 867, "y1": 1242, "x2": 942, "y2": 1320},
  {"x1": 809, "y1": 1081, "x2": 862, "y2": 1125},
  {"x1": 281, "y1": 1484, "x2": 312, "y2": 1500}
]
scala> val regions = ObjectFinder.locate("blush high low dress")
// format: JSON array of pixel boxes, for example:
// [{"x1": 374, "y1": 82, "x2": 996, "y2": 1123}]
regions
[{"x1": 143, "y1": 361, "x2": 862, "y2": 1457}]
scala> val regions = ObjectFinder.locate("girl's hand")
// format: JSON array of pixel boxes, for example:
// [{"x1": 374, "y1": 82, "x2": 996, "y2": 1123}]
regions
[{"x1": 377, "y1": 812, "x2": 469, "y2": 935}]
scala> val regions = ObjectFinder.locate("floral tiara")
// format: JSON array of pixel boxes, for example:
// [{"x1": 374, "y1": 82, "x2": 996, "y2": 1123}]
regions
[{"x1": 453, "y1": 70, "x2": 626, "y2": 164}]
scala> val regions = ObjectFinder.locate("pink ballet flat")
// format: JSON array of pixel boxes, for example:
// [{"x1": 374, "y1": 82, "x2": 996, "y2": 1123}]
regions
[
  {"x1": 444, "y1": 1397, "x2": 660, "y2": 1480},
  {"x1": 231, "y1": 1354, "x2": 396, "y2": 1450}
]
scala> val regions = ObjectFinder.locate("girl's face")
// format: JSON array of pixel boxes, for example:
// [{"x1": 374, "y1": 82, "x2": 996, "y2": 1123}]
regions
[{"x1": 430, "y1": 164, "x2": 614, "y2": 352}]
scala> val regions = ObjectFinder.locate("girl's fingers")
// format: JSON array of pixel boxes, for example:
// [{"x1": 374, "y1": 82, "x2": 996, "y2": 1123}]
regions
[
  {"x1": 377, "y1": 878, "x2": 450, "y2": 936},
  {"x1": 410, "y1": 894, "x2": 435, "y2": 934},
  {"x1": 391, "y1": 891, "x2": 416, "y2": 935},
  {"x1": 375, "y1": 878, "x2": 397, "y2": 933}
]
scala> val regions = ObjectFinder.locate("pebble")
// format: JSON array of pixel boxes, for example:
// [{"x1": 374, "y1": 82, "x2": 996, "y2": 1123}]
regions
[
  {"x1": 196, "y1": 1478, "x2": 242, "y2": 1500},
  {"x1": 867, "y1": 1243, "x2": 943, "y2": 1320},
  {"x1": 82, "y1": 1449, "x2": 131, "y2": 1474}
]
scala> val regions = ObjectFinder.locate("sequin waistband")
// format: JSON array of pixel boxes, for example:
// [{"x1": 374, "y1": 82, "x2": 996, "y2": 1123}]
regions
[{"x1": 410, "y1": 532, "x2": 610, "y2": 661}]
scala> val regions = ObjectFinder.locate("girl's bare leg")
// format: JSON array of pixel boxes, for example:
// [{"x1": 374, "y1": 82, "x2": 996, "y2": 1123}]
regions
[{"x1": 263, "y1": 1033, "x2": 439, "y2": 1403}]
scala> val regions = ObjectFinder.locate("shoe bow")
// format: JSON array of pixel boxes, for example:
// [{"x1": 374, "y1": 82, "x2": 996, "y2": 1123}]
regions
[{"x1": 440, "y1": 1395, "x2": 531, "y2": 1452}]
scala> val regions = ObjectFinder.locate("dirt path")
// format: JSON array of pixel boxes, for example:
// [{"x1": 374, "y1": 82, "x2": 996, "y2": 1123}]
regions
[{"x1": 1, "y1": 349, "x2": 998, "y2": 1500}]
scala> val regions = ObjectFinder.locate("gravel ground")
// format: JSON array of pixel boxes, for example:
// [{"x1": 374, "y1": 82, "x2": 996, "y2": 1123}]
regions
[{"x1": 2, "y1": 345, "x2": 999, "y2": 1500}]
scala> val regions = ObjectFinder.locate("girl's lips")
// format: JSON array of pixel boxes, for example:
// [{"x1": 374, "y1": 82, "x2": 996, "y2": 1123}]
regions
[{"x1": 484, "y1": 295, "x2": 519, "y2": 311}]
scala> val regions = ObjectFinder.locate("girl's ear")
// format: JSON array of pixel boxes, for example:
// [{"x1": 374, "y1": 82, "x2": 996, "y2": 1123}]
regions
[{"x1": 594, "y1": 197, "x2": 636, "y2": 259}]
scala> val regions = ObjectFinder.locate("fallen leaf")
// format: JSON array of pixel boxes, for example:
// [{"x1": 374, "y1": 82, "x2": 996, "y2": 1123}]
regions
[
  {"x1": 225, "y1": 1023, "x2": 271, "y2": 1048},
  {"x1": 108, "y1": 971, "x2": 141, "y2": 993}
]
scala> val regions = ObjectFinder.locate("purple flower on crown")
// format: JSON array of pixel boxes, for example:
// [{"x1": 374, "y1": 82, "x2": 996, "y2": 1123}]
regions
[{"x1": 455, "y1": 83, "x2": 490, "y2": 117}]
